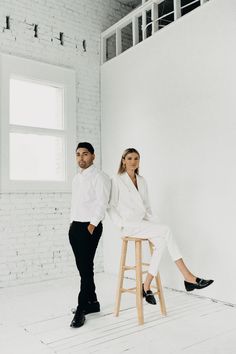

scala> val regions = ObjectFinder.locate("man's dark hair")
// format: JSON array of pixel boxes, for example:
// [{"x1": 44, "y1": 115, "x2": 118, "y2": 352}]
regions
[{"x1": 76, "y1": 142, "x2": 94, "y2": 154}]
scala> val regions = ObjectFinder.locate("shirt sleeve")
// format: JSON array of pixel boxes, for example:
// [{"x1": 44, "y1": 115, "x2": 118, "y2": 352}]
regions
[
  {"x1": 90, "y1": 172, "x2": 111, "y2": 227},
  {"x1": 107, "y1": 177, "x2": 123, "y2": 229}
]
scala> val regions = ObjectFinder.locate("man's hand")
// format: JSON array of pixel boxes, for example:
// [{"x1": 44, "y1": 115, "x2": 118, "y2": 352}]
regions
[{"x1": 87, "y1": 224, "x2": 95, "y2": 235}]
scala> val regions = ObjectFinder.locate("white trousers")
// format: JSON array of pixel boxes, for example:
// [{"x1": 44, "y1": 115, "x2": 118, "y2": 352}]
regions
[{"x1": 122, "y1": 220, "x2": 182, "y2": 276}]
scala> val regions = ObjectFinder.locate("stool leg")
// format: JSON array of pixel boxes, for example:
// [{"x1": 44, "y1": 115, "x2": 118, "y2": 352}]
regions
[
  {"x1": 114, "y1": 239, "x2": 128, "y2": 316},
  {"x1": 155, "y1": 272, "x2": 167, "y2": 316},
  {"x1": 148, "y1": 241, "x2": 167, "y2": 316},
  {"x1": 135, "y1": 240, "x2": 144, "y2": 325}
]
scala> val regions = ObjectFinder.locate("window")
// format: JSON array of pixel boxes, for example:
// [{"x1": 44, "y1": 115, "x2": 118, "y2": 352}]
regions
[{"x1": 0, "y1": 53, "x2": 76, "y2": 192}]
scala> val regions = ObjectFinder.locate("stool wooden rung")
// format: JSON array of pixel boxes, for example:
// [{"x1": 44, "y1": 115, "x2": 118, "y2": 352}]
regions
[
  {"x1": 123, "y1": 262, "x2": 149, "y2": 271},
  {"x1": 114, "y1": 236, "x2": 167, "y2": 325},
  {"x1": 121, "y1": 287, "x2": 136, "y2": 294},
  {"x1": 123, "y1": 265, "x2": 136, "y2": 270}
]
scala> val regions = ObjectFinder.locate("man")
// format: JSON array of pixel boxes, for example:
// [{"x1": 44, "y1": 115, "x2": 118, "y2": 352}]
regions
[{"x1": 69, "y1": 142, "x2": 110, "y2": 328}]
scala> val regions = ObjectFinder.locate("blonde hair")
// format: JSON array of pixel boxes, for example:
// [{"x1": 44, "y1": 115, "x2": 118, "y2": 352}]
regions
[{"x1": 118, "y1": 148, "x2": 140, "y2": 175}]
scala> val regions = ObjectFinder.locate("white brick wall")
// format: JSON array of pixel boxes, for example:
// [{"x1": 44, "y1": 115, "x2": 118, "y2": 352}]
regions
[
  {"x1": 0, "y1": 0, "x2": 132, "y2": 287},
  {"x1": 0, "y1": 193, "x2": 73, "y2": 286}
]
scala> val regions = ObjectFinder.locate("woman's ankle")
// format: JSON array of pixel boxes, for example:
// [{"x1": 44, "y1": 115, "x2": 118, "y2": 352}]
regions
[
  {"x1": 184, "y1": 275, "x2": 197, "y2": 283},
  {"x1": 143, "y1": 283, "x2": 150, "y2": 292}
]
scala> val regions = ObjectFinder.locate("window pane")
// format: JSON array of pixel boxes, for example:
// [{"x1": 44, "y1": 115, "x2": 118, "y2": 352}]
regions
[
  {"x1": 10, "y1": 133, "x2": 65, "y2": 181},
  {"x1": 10, "y1": 78, "x2": 64, "y2": 129}
]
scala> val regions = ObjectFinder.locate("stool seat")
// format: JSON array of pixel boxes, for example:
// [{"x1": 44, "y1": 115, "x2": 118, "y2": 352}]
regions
[
  {"x1": 122, "y1": 236, "x2": 148, "y2": 241},
  {"x1": 114, "y1": 236, "x2": 167, "y2": 325}
]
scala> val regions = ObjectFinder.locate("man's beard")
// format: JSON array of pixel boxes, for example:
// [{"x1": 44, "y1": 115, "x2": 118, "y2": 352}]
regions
[{"x1": 79, "y1": 161, "x2": 87, "y2": 168}]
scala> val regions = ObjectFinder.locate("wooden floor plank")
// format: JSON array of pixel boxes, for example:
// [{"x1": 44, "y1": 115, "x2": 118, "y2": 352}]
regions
[{"x1": 1, "y1": 274, "x2": 235, "y2": 354}]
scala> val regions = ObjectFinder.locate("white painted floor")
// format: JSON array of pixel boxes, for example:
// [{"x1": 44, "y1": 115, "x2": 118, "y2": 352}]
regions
[{"x1": 0, "y1": 273, "x2": 235, "y2": 354}]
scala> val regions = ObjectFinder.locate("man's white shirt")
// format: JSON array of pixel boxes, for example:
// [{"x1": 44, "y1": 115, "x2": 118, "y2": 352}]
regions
[{"x1": 70, "y1": 165, "x2": 111, "y2": 226}]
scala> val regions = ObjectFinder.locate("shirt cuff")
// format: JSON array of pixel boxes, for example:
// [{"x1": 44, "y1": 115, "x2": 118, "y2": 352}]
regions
[{"x1": 90, "y1": 218, "x2": 100, "y2": 227}]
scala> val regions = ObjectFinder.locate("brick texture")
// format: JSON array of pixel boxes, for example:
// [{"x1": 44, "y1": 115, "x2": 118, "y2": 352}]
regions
[{"x1": 0, "y1": 0, "x2": 132, "y2": 287}]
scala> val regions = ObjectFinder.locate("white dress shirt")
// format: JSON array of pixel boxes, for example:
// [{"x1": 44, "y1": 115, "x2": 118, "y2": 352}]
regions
[{"x1": 70, "y1": 164, "x2": 111, "y2": 226}]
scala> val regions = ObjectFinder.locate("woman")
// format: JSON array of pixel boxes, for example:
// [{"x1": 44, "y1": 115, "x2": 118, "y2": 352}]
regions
[{"x1": 108, "y1": 148, "x2": 213, "y2": 305}]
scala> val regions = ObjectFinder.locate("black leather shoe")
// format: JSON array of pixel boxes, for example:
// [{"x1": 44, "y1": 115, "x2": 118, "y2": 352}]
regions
[
  {"x1": 70, "y1": 309, "x2": 86, "y2": 328},
  {"x1": 84, "y1": 301, "x2": 100, "y2": 315},
  {"x1": 184, "y1": 277, "x2": 214, "y2": 292},
  {"x1": 142, "y1": 284, "x2": 157, "y2": 305}
]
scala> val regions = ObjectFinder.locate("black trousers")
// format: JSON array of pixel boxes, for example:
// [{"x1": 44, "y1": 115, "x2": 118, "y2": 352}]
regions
[{"x1": 69, "y1": 221, "x2": 102, "y2": 310}]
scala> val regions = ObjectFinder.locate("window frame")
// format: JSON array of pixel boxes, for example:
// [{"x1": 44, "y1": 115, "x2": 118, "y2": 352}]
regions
[{"x1": 0, "y1": 53, "x2": 76, "y2": 192}]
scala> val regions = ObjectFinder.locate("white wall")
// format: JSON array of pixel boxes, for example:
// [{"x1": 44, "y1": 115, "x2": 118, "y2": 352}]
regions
[
  {"x1": 0, "y1": 0, "x2": 132, "y2": 287},
  {"x1": 101, "y1": 0, "x2": 236, "y2": 304}
]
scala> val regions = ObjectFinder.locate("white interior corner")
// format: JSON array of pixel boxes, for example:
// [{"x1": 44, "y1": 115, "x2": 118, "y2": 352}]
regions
[{"x1": 0, "y1": 0, "x2": 236, "y2": 353}]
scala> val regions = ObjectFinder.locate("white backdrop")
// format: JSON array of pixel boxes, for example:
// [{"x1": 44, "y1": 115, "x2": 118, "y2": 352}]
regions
[{"x1": 101, "y1": 0, "x2": 236, "y2": 304}]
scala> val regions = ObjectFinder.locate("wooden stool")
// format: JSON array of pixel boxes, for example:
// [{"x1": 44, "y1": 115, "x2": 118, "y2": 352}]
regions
[{"x1": 114, "y1": 237, "x2": 167, "y2": 325}]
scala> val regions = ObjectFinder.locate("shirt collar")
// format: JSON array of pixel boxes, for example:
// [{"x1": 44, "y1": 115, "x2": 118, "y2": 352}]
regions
[{"x1": 78, "y1": 164, "x2": 96, "y2": 176}]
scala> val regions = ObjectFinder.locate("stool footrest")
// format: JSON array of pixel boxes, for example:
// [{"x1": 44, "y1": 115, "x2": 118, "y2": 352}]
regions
[
  {"x1": 153, "y1": 291, "x2": 160, "y2": 295},
  {"x1": 123, "y1": 262, "x2": 149, "y2": 271},
  {"x1": 121, "y1": 287, "x2": 136, "y2": 294},
  {"x1": 123, "y1": 266, "x2": 136, "y2": 270},
  {"x1": 121, "y1": 287, "x2": 160, "y2": 295}
]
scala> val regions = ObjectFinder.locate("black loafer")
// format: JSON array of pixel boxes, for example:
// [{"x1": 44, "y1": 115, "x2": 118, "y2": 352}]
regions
[
  {"x1": 70, "y1": 309, "x2": 86, "y2": 328},
  {"x1": 142, "y1": 284, "x2": 157, "y2": 305},
  {"x1": 84, "y1": 301, "x2": 100, "y2": 315},
  {"x1": 184, "y1": 277, "x2": 214, "y2": 292}
]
